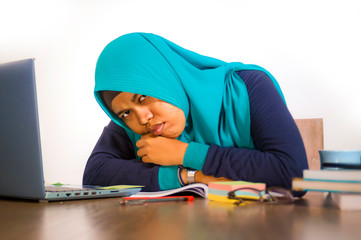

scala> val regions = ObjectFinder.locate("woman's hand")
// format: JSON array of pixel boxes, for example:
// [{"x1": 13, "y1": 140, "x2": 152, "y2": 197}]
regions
[
  {"x1": 194, "y1": 171, "x2": 231, "y2": 185},
  {"x1": 180, "y1": 168, "x2": 231, "y2": 185},
  {"x1": 136, "y1": 133, "x2": 188, "y2": 166}
]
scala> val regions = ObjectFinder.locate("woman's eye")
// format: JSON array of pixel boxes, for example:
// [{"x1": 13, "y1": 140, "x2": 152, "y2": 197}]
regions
[
  {"x1": 120, "y1": 110, "x2": 131, "y2": 119},
  {"x1": 139, "y1": 95, "x2": 147, "y2": 103}
]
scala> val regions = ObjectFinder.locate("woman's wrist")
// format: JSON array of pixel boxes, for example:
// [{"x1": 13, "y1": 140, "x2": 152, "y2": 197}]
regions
[
  {"x1": 179, "y1": 167, "x2": 199, "y2": 185},
  {"x1": 181, "y1": 168, "x2": 188, "y2": 185},
  {"x1": 179, "y1": 168, "x2": 229, "y2": 185}
]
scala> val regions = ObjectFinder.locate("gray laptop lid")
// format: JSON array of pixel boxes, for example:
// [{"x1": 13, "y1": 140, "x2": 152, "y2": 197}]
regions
[
  {"x1": 0, "y1": 59, "x2": 142, "y2": 201},
  {"x1": 0, "y1": 59, "x2": 46, "y2": 199}
]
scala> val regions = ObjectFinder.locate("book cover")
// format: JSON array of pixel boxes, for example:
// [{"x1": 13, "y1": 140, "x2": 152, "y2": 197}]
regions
[
  {"x1": 128, "y1": 183, "x2": 208, "y2": 198},
  {"x1": 329, "y1": 192, "x2": 361, "y2": 211},
  {"x1": 303, "y1": 169, "x2": 361, "y2": 183},
  {"x1": 292, "y1": 178, "x2": 361, "y2": 193}
]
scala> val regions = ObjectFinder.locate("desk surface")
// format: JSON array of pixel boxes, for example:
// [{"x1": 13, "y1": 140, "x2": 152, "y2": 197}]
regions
[{"x1": 0, "y1": 192, "x2": 360, "y2": 240}]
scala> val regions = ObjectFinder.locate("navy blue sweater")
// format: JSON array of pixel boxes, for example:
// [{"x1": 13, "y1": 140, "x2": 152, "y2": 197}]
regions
[{"x1": 83, "y1": 70, "x2": 308, "y2": 193}]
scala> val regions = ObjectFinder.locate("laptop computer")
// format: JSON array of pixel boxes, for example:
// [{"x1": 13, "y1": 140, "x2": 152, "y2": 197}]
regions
[{"x1": 0, "y1": 58, "x2": 142, "y2": 201}]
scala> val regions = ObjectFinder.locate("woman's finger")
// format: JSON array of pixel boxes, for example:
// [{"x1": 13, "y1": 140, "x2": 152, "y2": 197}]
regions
[
  {"x1": 137, "y1": 148, "x2": 146, "y2": 158},
  {"x1": 136, "y1": 139, "x2": 144, "y2": 148}
]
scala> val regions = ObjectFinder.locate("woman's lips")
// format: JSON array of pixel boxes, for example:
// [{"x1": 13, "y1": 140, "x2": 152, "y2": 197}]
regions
[{"x1": 151, "y1": 123, "x2": 165, "y2": 136}]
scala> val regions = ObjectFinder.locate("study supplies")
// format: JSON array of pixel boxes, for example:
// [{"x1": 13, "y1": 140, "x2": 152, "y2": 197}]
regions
[
  {"x1": 129, "y1": 183, "x2": 208, "y2": 198},
  {"x1": 0, "y1": 59, "x2": 142, "y2": 201},
  {"x1": 292, "y1": 178, "x2": 361, "y2": 193},
  {"x1": 209, "y1": 181, "x2": 266, "y2": 191},
  {"x1": 208, "y1": 181, "x2": 266, "y2": 204},
  {"x1": 208, "y1": 191, "x2": 265, "y2": 204},
  {"x1": 328, "y1": 192, "x2": 361, "y2": 211},
  {"x1": 119, "y1": 196, "x2": 194, "y2": 205},
  {"x1": 303, "y1": 169, "x2": 361, "y2": 183}
]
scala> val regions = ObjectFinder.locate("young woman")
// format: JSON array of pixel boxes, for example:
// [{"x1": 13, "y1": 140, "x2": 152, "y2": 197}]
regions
[{"x1": 83, "y1": 32, "x2": 308, "y2": 194}]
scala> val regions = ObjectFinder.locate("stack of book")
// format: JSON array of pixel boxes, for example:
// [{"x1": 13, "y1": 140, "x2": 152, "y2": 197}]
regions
[
  {"x1": 292, "y1": 169, "x2": 361, "y2": 210},
  {"x1": 208, "y1": 181, "x2": 266, "y2": 204}
]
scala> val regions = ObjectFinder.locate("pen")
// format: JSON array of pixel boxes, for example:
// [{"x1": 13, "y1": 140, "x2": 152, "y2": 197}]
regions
[{"x1": 120, "y1": 196, "x2": 194, "y2": 205}]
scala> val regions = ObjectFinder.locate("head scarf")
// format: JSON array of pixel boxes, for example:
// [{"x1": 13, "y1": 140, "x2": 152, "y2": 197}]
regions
[{"x1": 94, "y1": 32, "x2": 285, "y2": 154}]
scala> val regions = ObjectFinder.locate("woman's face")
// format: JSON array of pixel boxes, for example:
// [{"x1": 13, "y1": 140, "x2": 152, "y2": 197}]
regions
[{"x1": 111, "y1": 92, "x2": 186, "y2": 139}]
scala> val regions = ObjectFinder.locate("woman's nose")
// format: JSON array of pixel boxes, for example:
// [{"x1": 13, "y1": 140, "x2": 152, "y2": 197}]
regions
[{"x1": 136, "y1": 108, "x2": 153, "y2": 125}]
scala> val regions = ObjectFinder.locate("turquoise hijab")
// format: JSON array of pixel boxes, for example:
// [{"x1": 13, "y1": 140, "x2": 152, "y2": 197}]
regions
[{"x1": 94, "y1": 32, "x2": 285, "y2": 153}]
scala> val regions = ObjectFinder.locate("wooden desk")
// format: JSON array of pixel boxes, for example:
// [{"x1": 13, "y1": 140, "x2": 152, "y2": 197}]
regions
[{"x1": 0, "y1": 192, "x2": 360, "y2": 240}]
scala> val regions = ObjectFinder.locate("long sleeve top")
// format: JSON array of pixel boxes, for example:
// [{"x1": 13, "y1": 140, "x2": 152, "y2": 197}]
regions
[{"x1": 83, "y1": 70, "x2": 308, "y2": 193}]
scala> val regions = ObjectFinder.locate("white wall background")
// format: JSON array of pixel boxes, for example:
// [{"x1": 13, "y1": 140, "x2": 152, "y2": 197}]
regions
[{"x1": 1, "y1": 0, "x2": 360, "y2": 185}]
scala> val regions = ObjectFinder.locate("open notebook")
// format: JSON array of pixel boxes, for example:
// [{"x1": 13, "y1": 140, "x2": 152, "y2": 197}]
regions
[{"x1": 0, "y1": 59, "x2": 141, "y2": 201}]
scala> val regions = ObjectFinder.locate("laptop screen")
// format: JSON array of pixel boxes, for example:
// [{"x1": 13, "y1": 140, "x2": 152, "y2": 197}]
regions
[{"x1": 0, "y1": 59, "x2": 46, "y2": 199}]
